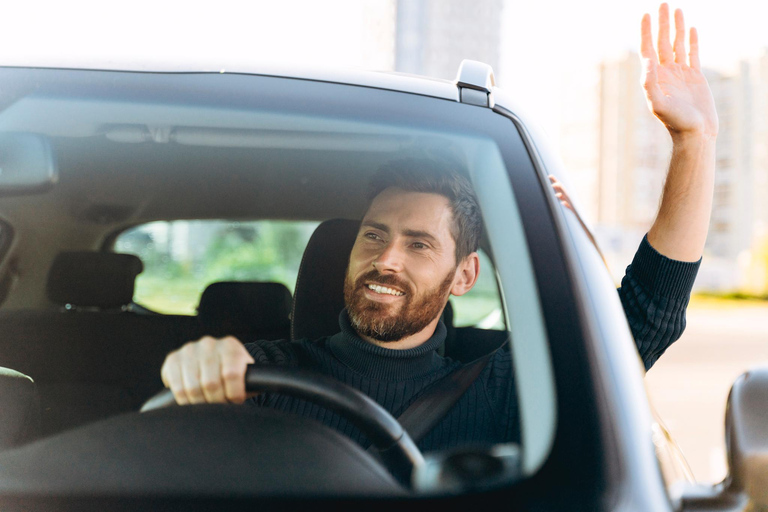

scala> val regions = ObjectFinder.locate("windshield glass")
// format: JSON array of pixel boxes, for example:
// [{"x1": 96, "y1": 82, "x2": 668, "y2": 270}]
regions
[{"x1": 0, "y1": 67, "x2": 555, "y2": 499}]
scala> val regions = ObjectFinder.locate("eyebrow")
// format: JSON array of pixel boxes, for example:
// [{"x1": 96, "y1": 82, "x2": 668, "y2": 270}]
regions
[
  {"x1": 362, "y1": 221, "x2": 390, "y2": 233},
  {"x1": 361, "y1": 221, "x2": 440, "y2": 246}
]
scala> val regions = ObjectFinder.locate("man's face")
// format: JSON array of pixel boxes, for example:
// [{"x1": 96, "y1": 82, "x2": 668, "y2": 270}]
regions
[{"x1": 344, "y1": 187, "x2": 464, "y2": 343}]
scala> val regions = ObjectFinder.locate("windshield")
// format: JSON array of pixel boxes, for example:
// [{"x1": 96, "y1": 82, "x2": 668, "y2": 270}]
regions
[{"x1": 0, "y1": 67, "x2": 557, "y2": 501}]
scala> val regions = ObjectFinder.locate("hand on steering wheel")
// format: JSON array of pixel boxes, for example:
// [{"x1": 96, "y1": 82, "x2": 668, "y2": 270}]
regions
[{"x1": 143, "y1": 365, "x2": 425, "y2": 485}]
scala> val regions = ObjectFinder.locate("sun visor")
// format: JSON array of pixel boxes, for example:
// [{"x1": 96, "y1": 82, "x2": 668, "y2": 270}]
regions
[{"x1": 0, "y1": 133, "x2": 58, "y2": 196}]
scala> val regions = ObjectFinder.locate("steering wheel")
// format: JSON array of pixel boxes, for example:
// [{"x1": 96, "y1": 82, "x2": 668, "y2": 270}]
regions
[{"x1": 141, "y1": 365, "x2": 425, "y2": 485}]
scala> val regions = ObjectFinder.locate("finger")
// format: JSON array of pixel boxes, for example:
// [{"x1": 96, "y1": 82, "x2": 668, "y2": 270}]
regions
[
  {"x1": 219, "y1": 337, "x2": 253, "y2": 403},
  {"x1": 673, "y1": 8, "x2": 686, "y2": 65},
  {"x1": 689, "y1": 27, "x2": 701, "y2": 70},
  {"x1": 199, "y1": 345, "x2": 227, "y2": 403},
  {"x1": 555, "y1": 192, "x2": 573, "y2": 208},
  {"x1": 180, "y1": 343, "x2": 205, "y2": 404},
  {"x1": 657, "y1": 3, "x2": 673, "y2": 65},
  {"x1": 640, "y1": 13, "x2": 658, "y2": 62},
  {"x1": 642, "y1": 56, "x2": 665, "y2": 108},
  {"x1": 548, "y1": 175, "x2": 558, "y2": 184},
  {"x1": 162, "y1": 353, "x2": 189, "y2": 405}
]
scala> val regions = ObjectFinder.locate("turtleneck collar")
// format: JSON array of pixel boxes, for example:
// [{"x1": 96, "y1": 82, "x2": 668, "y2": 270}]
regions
[{"x1": 328, "y1": 309, "x2": 447, "y2": 381}]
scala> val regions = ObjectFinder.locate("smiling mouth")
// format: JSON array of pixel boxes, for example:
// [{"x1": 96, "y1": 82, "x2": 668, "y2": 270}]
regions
[{"x1": 366, "y1": 284, "x2": 405, "y2": 296}]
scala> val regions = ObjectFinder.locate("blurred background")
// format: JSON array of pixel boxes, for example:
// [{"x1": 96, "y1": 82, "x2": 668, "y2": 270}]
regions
[{"x1": 3, "y1": 0, "x2": 767, "y2": 484}]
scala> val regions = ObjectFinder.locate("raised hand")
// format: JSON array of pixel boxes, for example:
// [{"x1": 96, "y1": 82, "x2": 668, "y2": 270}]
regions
[
  {"x1": 640, "y1": 3, "x2": 718, "y2": 140},
  {"x1": 641, "y1": 4, "x2": 718, "y2": 262}
]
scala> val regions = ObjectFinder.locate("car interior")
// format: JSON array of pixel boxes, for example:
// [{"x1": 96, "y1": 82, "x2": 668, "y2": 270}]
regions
[
  {"x1": 0, "y1": 67, "x2": 569, "y2": 500},
  {"x1": 0, "y1": 217, "x2": 508, "y2": 442}
]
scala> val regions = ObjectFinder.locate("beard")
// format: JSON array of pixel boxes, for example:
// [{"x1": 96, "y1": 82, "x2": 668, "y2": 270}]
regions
[{"x1": 344, "y1": 267, "x2": 455, "y2": 342}]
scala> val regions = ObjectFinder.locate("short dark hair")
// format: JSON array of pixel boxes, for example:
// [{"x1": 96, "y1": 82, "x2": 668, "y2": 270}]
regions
[{"x1": 367, "y1": 157, "x2": 482, "y2": 263}]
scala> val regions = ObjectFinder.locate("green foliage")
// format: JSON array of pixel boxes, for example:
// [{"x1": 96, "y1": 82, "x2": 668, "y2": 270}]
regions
[
  {"x1": 694, "y1": 291, "x2": 768, "y2": 302},
  {"x1": 116, "y1": 220, "x2": 317, "y2": 314}
]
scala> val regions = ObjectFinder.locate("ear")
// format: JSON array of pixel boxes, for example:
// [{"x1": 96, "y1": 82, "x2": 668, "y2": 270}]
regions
[{"x1": 450, "y1": 252, "x2": 480, "y2": 297}]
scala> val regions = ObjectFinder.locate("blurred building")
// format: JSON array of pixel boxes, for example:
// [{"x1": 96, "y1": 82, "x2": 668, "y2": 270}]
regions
[
  {"x1": 394, "y1": 0, "x2": 503, "y2": 80},
  {"x1": 560, "y1": 51, "x2": 768, "y2": 293}
]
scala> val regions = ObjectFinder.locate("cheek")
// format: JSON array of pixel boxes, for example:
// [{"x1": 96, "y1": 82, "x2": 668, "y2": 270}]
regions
[
  {"x1": 410, "y1": 261, "x2": 453, "y2": 288},
  {"x1": 348, "y1": 246, "x2": 373, "y2": 275}
]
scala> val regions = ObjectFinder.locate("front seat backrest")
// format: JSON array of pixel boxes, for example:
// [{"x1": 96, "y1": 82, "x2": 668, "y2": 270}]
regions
[
  {"x1": 0, "y1": 367, "x2": 40, "y2": 449},
  {"x1": 291, "y1": 219, "x2": 359, "y2": 340}
]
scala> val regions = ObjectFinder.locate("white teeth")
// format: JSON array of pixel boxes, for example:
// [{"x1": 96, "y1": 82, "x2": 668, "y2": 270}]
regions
[{"x1": 367, "y1": 284, "x2": 404, "y2": 296}]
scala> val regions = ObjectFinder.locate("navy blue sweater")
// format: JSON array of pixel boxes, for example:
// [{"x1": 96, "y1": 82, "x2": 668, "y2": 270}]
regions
[{"x1": 245, "y1": 235, "x2": 700, "y2": 452}]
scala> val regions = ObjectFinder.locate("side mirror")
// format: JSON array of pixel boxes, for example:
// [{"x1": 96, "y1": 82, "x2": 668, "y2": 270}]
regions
[
  {"x1": 725, "y1": 367, "x2": 768, "y2": 506},
  {"x1": 0, "y1": 133, "x2": 58, "y2": 196}
]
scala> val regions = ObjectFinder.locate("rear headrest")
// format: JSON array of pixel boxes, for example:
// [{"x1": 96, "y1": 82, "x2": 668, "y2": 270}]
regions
[
  {"x1": 198, "y1": 282, "x2": 292, "y2": 339},
  {"x1": 291, "y1": 219, "x2": 359, "y2": 340},
  {"x1": 46, "y1": 252, "x2": 143, "y2": 309}
]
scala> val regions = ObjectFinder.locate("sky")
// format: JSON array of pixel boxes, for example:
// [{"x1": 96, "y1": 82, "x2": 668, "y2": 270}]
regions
[
  {"x1": 1, "y1": 0, "x2": 767, "y2": 140},
  {"x1": 499, "y1": 0, "x2": 768, "y2": 141}
]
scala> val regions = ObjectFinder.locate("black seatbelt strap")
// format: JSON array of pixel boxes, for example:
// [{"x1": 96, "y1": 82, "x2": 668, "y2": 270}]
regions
[{"x1": 381, "y1": 350, "x2": 495, "y2": 448}]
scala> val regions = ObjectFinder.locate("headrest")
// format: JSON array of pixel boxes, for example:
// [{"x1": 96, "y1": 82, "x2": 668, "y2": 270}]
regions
[
  {"x1": 46, "y1": 252, "x2": 143, "y2": 309},
  {"x1": 291, "y1": 219, "x2": 359, "y2": 340},
  {"x1": 198, "y1": 281, "x2": 292, "y2": 338}
]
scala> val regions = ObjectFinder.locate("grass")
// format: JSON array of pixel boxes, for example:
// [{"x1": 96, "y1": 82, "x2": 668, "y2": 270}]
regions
[{"x1": 689, "y1": 292, "x2": 768, "y2": 310}]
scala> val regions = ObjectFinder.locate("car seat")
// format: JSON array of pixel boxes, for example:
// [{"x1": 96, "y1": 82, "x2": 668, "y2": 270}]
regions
[
  {"x1": 0, "y1": 366, "x2": 41, "y2": 449},
  {"x1": 0, "y1": 251, "x2": 203, "y2": 435},
  {"x1": 197, "y1": 281, "x2": 292, "y2": 341}
]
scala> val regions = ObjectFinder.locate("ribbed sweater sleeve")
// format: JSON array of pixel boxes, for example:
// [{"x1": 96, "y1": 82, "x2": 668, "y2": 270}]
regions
[{"x1": 618, "y1": 235, "x2": 701, "y2": 371}]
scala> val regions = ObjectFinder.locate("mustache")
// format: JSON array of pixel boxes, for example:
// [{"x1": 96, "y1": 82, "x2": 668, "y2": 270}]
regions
[{"x1": 356, "y1": 269, "x2": 411, "y2": 294}]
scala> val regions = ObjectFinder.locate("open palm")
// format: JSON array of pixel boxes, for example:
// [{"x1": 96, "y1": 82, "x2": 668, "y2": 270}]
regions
[{"x1": 641, "y1": 4, "x2": 718, "y2": 138}]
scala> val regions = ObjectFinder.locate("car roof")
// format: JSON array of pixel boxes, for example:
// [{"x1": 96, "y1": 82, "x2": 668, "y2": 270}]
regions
[{"x1": 0, "y1": 59, "x2": 462, "y2": 102}]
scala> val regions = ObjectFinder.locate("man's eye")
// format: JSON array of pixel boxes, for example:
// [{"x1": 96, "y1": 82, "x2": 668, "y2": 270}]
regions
[
  {"x1": 364, "y1": 232, "x2": 382, "y2": 241},
  {"x1": 412, "y1": 242, "x2": 427, "y2": 249}
]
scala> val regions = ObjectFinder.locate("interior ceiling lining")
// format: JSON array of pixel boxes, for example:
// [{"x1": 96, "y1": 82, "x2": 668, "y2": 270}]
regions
[{"x1": 53, "y1": 137, "x2": 395, "y2": 224}]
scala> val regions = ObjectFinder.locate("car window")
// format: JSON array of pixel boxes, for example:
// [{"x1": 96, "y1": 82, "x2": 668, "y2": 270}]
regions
[
  {"x1": 114, "y1": 219, "x2": 505, "y2": 330},
  {"x1": 114, "y1": 220, "x2": 319, "y2": 315},
  {"x1": 451, "y1": 249, "x2": 505, "y2": 329}
]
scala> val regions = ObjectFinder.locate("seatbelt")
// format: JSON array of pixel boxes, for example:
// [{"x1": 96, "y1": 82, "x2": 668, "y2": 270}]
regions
[{"x1": 372, "y1": 350, "x2": 496, "y2": 449}]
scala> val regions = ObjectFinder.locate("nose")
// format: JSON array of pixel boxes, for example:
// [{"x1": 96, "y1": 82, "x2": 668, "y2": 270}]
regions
[{"x1": 373, "y1": 241, "x2": 405, "y2": 274}]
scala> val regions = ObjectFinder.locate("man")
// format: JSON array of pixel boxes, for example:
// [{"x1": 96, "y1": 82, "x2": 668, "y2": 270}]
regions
[{"x1": 161, "y1": 4, "x2": 717, "y2": 450}]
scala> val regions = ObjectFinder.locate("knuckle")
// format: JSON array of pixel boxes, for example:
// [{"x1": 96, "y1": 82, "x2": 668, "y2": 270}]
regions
[
  {"x1": 187, "y1": 386, "x2": 204, "y2": 401},
  {"x1": 221, "y1": 366, "x2": 244, "y2": 381},
  {"x1": 200, "y1": 336, "x2": 219, "y2": 350},
  {"x1": 221, "y1": 336, "x2": 243, "y2": 351},
  {"x1": 163, "y1": 351, "x2": 180, "y2": 366},
  {"x1": 200, "y1": 351, "x2": 218, "y2": 366},
  {"x1": 202, "y1": 378, "x2": 221, "y2": 394},
  {"x1": 180, "y1": 341, "x2": 198, "y2": 356},
  {"x1": 171, "y1": 389, "x2": 188, "y2": 405},
  {"x1": 228, "y1": 393, "x2": 246, "y2": 404}
]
